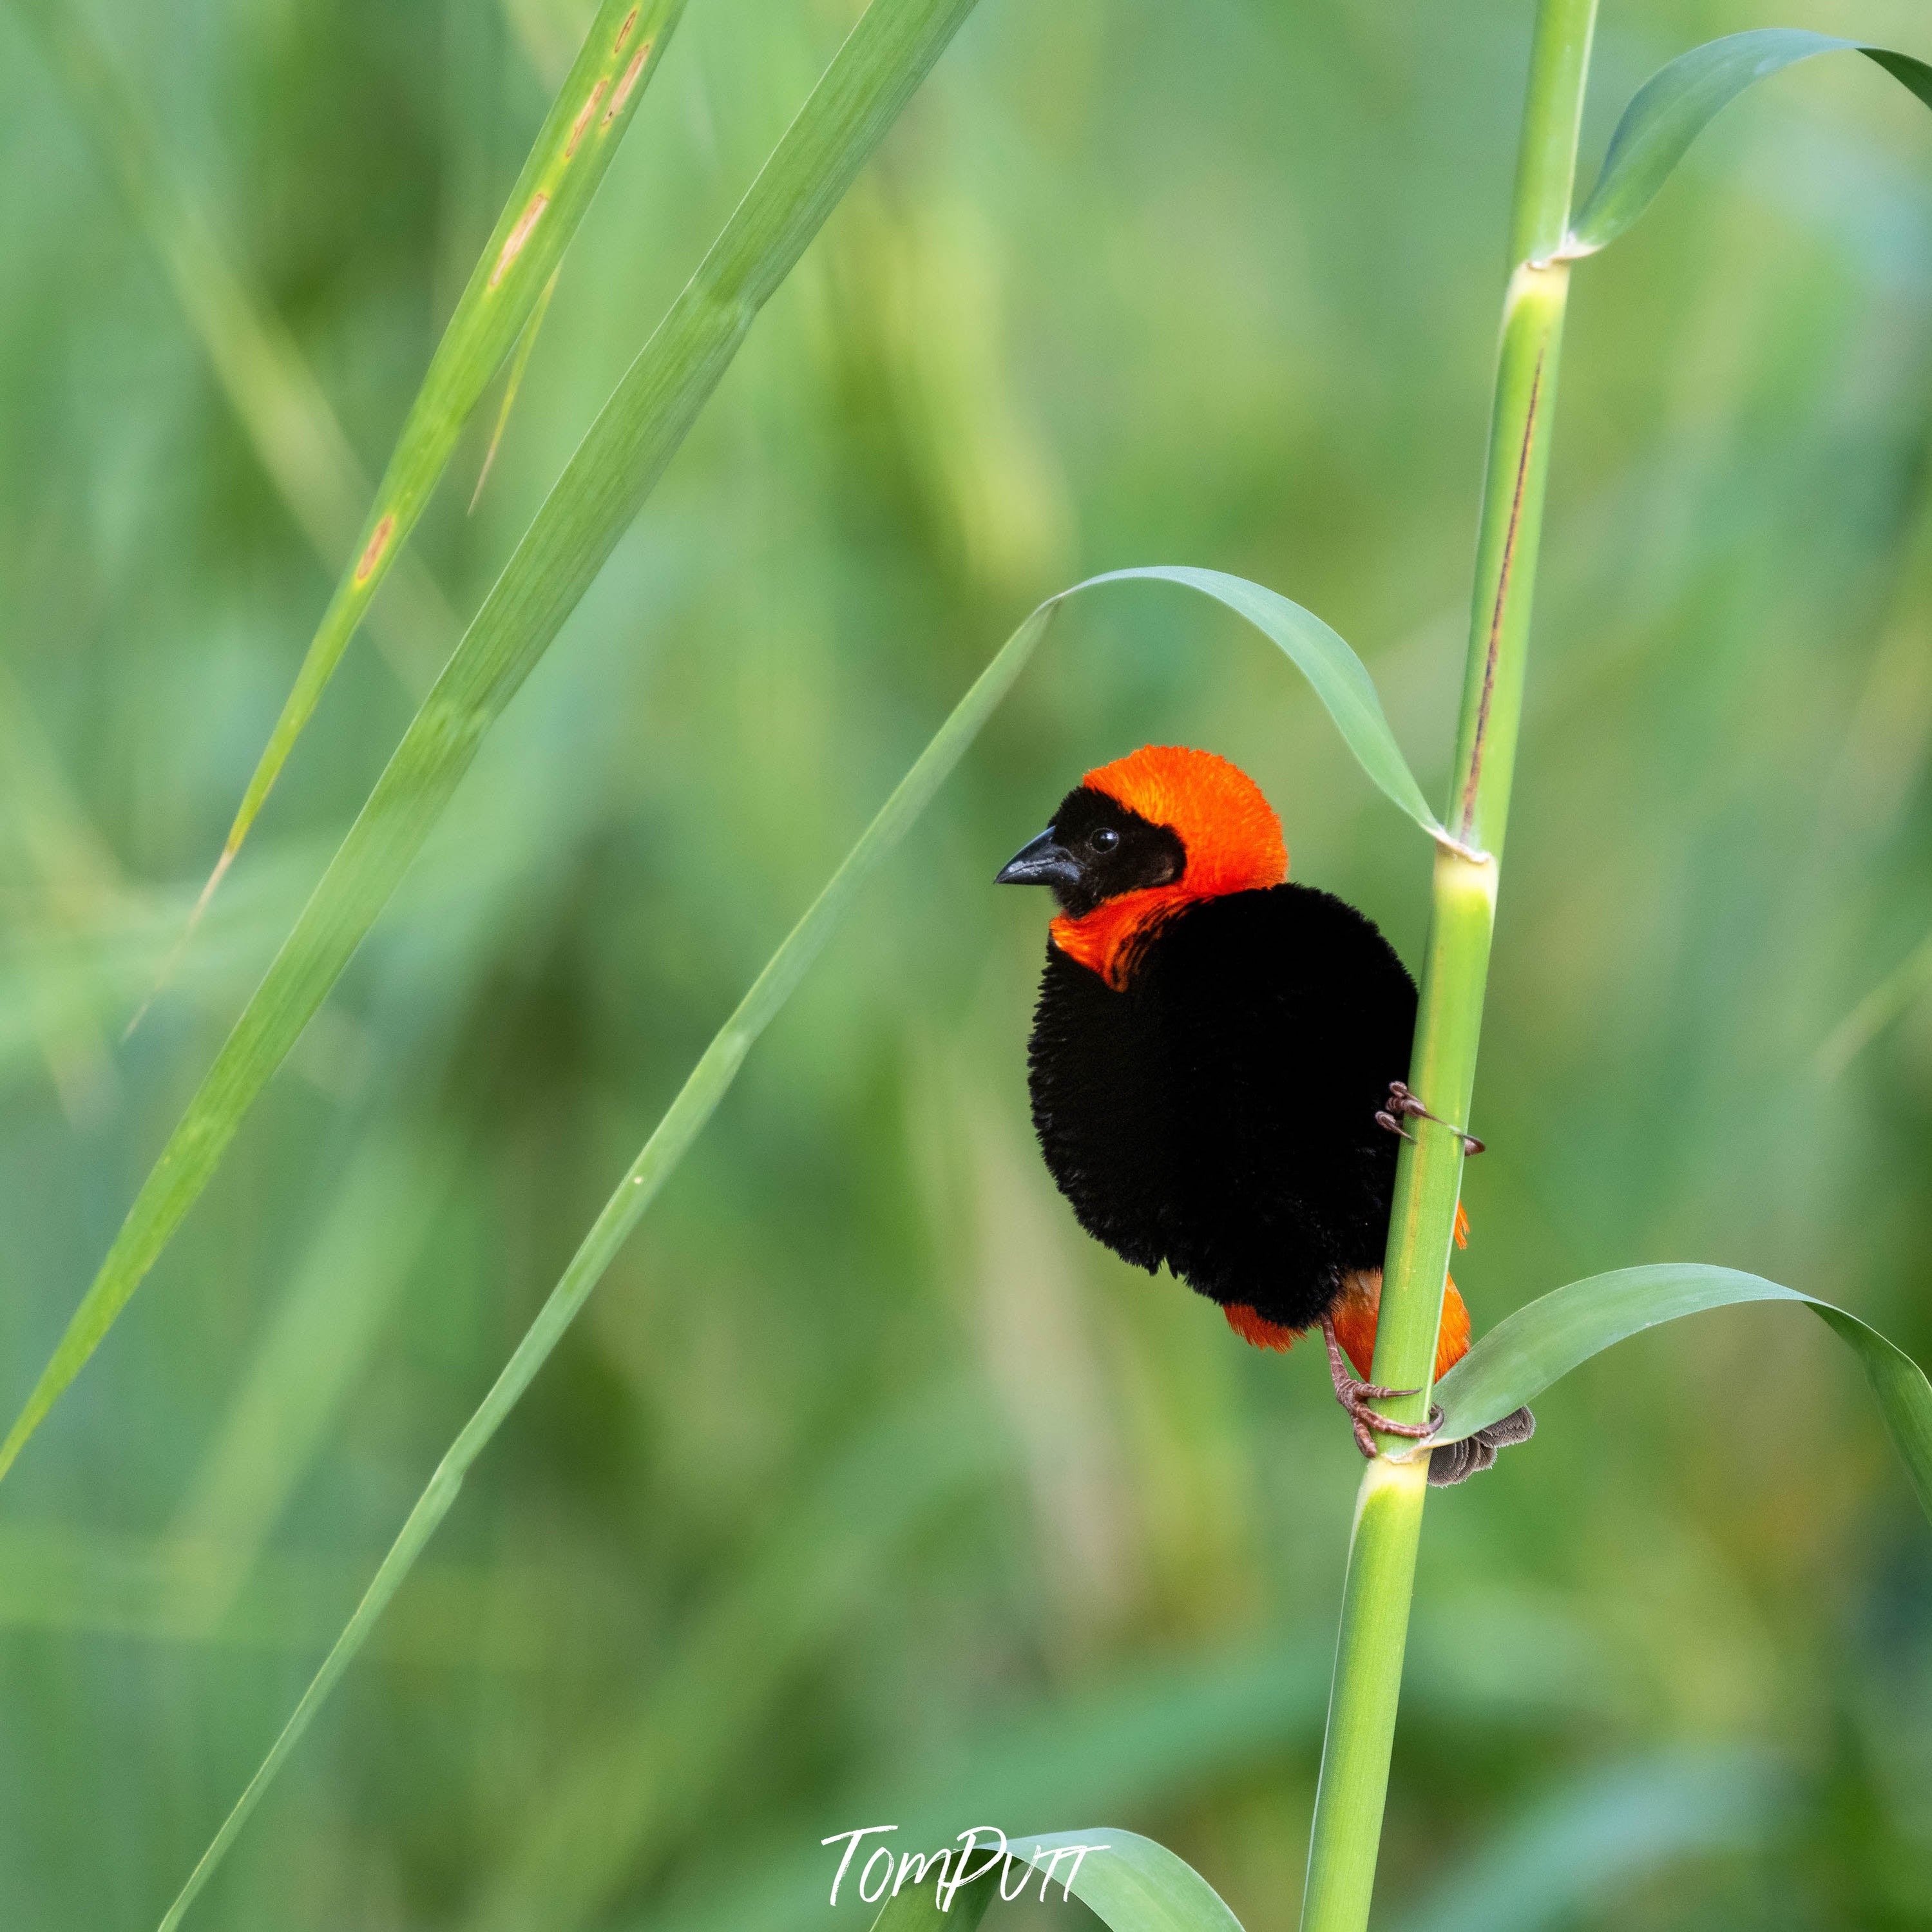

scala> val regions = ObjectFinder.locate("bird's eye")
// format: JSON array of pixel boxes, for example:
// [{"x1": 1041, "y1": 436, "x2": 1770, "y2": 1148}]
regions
[{"x1": 1089, "y1": 827, "x2": 1120, "y2": 854}]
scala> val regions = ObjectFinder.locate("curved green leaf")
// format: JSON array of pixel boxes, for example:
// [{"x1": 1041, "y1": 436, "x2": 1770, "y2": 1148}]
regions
[
  {"x1": 1431, "y1": 1264, "x2": 1932, "y2": 1521},
  {"x1": 1567, "y1": 30, "x2": 1932, "y2": 256},
  {"x1": 142, "y1": 562, "x2": 1409, "y2": 1918},
  {"x1": 211, "y1": 0, "x2": 691, "y2": 872},
  {"x1": 868, "y1": 1829, "x2": 1243, "y2": 1931},
  {"x1": 1079, "y1": 567, "x2": 1451, "y2": 848},
  {"x1": 866, "y1": 1868, "x2": 993, "y2": 1932},
  {"x1": 1011, "y1": 1830, "x2": 1245, "y2": 1932},
  {"x1": 0, "y1": 0, "x2": 991, "y2": 1493}
]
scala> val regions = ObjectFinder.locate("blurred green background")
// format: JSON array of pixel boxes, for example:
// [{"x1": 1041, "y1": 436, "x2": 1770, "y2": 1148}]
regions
[{"x1": 5, "y1": 0, "x2": 1932, "y2": 1925}]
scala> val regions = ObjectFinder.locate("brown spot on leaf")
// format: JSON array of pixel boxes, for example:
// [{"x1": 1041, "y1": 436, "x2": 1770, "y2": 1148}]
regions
[
  {"x1": 566, "y1": 81, "x2": 607, "y2": 158},
  {"x1": 354, "y1": 513, "x2": 396, "y2": 584},
  {"x1": 602, "y1": 44, "x2": 649, "y2": 126},
  {"x1": 490, "y1": 193, "x2": 550, "y2": 288},
  {"x1": 613, "y1": 5, "x2": 638, "y2": 53}
]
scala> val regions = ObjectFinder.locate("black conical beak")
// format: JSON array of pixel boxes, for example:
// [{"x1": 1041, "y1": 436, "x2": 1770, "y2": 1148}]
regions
[{"x1": 995, "y1": 828, "x2": 1082, "y2": 890}]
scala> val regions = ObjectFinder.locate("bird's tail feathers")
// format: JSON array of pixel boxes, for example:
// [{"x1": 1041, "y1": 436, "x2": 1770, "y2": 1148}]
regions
[{"x1": 1427, "y1": 1404, "x2": 1535, "y2": 1485}]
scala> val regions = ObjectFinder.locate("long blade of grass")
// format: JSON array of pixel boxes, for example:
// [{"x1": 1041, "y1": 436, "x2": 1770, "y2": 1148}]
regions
[
  {"x1": 146, "y1": 592, "x2": 1046, "y2": 1932},
  {"x1": 211, "y1": 0, "x2": 693, "y2": 877},
  {"x1": 0, "y1": 0, "x2": 991, "y2": 1491},
  {"x1": 1565, "y1": 30, "x2": 1932, "y2": 258},
  {"x1": 1431, "y1": 1264, "x2": 1932, "y2": 1520},
  {"x1": 145, "y1": 557, "x2": 1423, "y2": 1921}
]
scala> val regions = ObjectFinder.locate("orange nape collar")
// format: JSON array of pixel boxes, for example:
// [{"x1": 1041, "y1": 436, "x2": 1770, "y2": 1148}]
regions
[{"x1": 1049, "y1": 746, "x2": 1288, "y2": 988}]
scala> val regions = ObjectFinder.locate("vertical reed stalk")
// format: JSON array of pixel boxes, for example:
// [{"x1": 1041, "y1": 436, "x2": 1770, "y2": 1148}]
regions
[{"x1": 1298, "y1": 3, "x2": 1599, "y2": 1925}]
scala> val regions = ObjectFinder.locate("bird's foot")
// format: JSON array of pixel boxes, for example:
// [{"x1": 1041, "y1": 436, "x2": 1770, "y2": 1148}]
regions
[
  {"x1": 1320, "y1": 1313, "x2": 1443, "y2": 1459},
  {"x1": 1334, "y1": 1382, "x2": 1444, "y2": 1459},
  {"x1": 1375, "y1": 1080, "x2": 1484, "y2": 1156}
]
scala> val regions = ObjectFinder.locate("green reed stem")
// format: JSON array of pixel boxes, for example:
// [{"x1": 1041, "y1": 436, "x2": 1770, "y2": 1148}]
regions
[{"x1": 1298, "y1": 3, "x2": 1599, "y2": 1926}]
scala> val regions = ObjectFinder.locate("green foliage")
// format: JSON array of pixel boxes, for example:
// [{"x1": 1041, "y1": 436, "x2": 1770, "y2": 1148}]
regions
[
  {"x1": 1433, "y1": 1265, "x2": 1932, "y2": 1516},
  {"x1": 1569, "y1": 31, "x2": 1932, "y2": 256},
  {"x1": 216, "y1": 0, "x2": 692, "y2": 866},
  {"x1": 10, "y1": 2, "x2": 1932, "y2": 1929},
  {"x1": 8, "y1": 0, "x2": 459, "y2": 679},
  {"x1": 1301, "y1": 6, "x2": 1596, "y2": 1923},
  {"x1": 153, "y1": 563, "x2": 1439, "y2": 1906},
  {"x1": 868, "y1": 1832, "x2": 1242, "y2": 1932},
  {"x1": 0, "y1": 0, "x2": 990, "y2": 1490},
  {"x1": 1301, "y1": 14, "x2": 1932, "y2": 1929},
  {"x1": 1087, "y1": 569, "x2": 1448, "y2": 845}
]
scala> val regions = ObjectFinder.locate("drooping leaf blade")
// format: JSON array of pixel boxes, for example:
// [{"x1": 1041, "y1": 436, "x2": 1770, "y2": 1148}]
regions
[
  {"x1": 212, "y1": 0, "x2": 692, "y2": 871},
  {"x1": 868, "y1": 1830, "x2": 1243, "y2": 1932},
  {"x1": 140, "y1": 559, "x2": 1415, "y2": 1920},
  {"x1": 1078, "y1": 567, "x2": 1452, "y2": 848},
  {"x1": 1567, "y1": 30, "x2": 1932, "y2": 256},
  {"x1": 866, "y1": 1870, "x2": 993, "y2": 1932},
  {"x1": 1431, "y1": 1264, "x2": 1932, "y2": 1522},
  {"x1": 1011, "y1": 1830, "x2": 1247, "y2": 1932},
  {"x1": 0, "y1": 0, "x2": 991, "y2": 1491}
]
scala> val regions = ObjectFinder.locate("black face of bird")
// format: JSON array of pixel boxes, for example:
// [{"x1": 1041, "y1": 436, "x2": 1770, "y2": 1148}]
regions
[{"x1": 993, "y1": 785, "x2": 1187, "y2": 919}]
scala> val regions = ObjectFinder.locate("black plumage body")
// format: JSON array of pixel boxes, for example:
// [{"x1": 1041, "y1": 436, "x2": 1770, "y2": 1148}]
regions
[{"x1": 1026, "y1": 883, "x2": 1416, "y2": 1332}]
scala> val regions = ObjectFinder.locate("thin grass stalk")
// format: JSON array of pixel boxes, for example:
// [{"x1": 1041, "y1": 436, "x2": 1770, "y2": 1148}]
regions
[
  {"x1": 149, "y1": 604, "x2": 1052, "y2": 1932},
  {"x1": 1298, "y1": 3, "x2": 1599, "y2": 1926}
]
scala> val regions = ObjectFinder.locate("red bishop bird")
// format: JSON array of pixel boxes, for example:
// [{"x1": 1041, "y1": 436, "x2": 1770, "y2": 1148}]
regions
[{"x1": 997, "y1": 744, "x2": 1533, "y2": 1484}]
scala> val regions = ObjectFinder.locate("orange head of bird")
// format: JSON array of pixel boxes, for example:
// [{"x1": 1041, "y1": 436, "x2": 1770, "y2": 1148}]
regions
[{"x1": 995, "y1": 746, "x2": 1287, "y2": 986}]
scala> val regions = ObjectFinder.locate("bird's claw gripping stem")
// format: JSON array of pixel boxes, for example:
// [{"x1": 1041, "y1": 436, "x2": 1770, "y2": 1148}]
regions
[
  {"x1": 1319, "y1": 1313, "x2": 1444, "y2": 1459},
  {"x1": 1376, "y1": 1079, "x2": 1484, "y2": 1156}
]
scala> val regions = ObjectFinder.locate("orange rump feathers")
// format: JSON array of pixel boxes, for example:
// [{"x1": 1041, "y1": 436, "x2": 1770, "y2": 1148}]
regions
[{"x1": 1223, "y1": 1201, "x2": 1475, "y2": 1379}]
